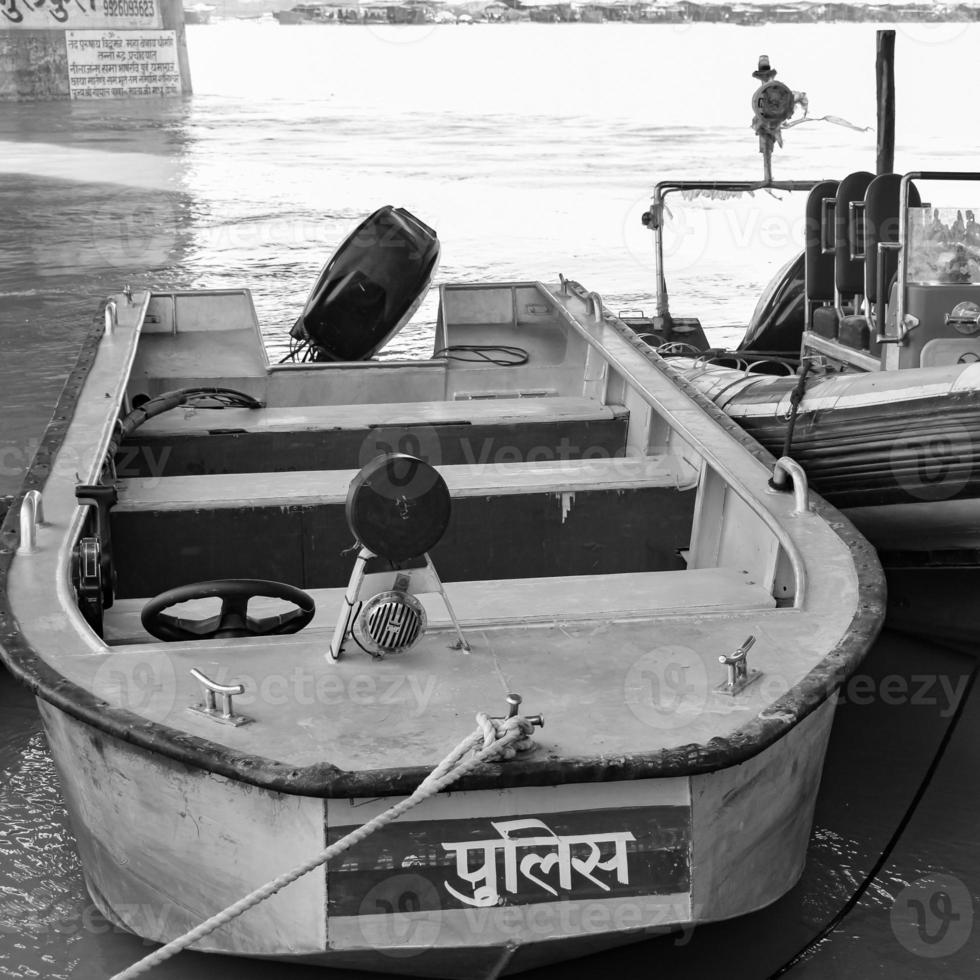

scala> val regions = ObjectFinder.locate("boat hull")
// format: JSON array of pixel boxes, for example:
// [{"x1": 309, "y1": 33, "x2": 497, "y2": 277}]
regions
[
  {"x1": 670, "y1": 356, "x2": 980, "y2": 640},
  {"x1": 39, "y1": 695, "x2": 836, "y2": 976},
  {"x1": 671, "y1": 358, "x2": 980, "y2": 531}
]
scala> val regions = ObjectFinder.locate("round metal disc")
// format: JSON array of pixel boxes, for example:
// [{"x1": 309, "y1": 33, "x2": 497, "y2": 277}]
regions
[{"x1": 345, "y1": 454, "x2": 450, "y2": 561}]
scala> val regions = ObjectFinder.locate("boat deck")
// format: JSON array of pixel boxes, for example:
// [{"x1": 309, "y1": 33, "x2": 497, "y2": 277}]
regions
[{"x1": 81, "y1": 595, "x2": 813, "y2": 774}]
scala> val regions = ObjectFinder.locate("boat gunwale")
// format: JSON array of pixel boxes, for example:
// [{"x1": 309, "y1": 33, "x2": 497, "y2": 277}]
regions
[{"x1": 0, "y1": 292, "x2": 886, "y2": 799}]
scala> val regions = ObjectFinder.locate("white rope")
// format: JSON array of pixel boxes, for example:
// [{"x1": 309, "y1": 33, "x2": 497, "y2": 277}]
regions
[
  {"x1": 109, "y1": 713, "x2": 537, "y2": 980},
  {"x1": 782, "y1": 113, "x2": 872, "y2": 134}
]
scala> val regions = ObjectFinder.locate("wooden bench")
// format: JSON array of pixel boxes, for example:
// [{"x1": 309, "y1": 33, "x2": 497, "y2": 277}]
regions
[
  {"x1": 117, "y1": 397, "x2": 630, "y2": 476},
  {"x1": 115, "y1": 455, "x2": 697, "y2": 510},
  {"x1": 103, "y1": 566, "x2": 776, "y2": 646}
]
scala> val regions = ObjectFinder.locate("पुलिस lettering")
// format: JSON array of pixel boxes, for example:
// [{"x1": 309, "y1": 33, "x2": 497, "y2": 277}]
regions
[{"x1": 441, "y1": 818, "x2": 635, "y2": 907}]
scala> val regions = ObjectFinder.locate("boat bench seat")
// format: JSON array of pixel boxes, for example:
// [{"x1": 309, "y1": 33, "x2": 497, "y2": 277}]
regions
[
  {"x1": 102, "y1": 566, "x2": 777, "y2": 646},
  {"x1": 810, "y1": 305, "x2": 841, "y2": 339},
  {"x1": 838, "y1": 314, "x2": 882, "y2": 356},
  {"x1": 110, "y1": 456, "x2": 699, "y2": 598},
  {"x1": 117, "y1": 397, "x2": 631, "y2": 476}
]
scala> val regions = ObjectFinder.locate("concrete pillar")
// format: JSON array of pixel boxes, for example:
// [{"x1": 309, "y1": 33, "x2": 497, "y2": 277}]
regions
[{"x1": 0, "y1": 0, "x2": 192, "y2": 101}]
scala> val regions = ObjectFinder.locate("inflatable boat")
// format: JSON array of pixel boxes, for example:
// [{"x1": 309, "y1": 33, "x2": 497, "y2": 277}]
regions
[{"x1": 637, "y1": 162, "x2": 980, "y2": 640}]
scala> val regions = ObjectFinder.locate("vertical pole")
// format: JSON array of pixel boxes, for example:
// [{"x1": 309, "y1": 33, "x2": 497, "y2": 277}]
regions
[{"x1": 876, "y1": 30, "x2": 896, "y2": 176}]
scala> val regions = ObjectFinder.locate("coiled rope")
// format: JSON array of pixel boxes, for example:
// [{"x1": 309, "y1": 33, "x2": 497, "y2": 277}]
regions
[{"x1": 110, "y1": 712, "x2": 538, "y2": 980}]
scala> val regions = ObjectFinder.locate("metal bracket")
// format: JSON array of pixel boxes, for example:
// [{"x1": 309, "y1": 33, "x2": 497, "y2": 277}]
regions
[
  {"x1": 716, "y1": 636, "x2": 762, "y2": 696},
  {"x1": 75, "y1": 484, "x2": 118, "y2": 608},
  {"x1": 71, "y1": 536, "x2": 103, "y2": 636},
  {"x1": 188, "y1": 668, "x2": 251, "y2": 727},
  {"x1": 329, "y1": 548, "x2": 470, "y2": 661}
]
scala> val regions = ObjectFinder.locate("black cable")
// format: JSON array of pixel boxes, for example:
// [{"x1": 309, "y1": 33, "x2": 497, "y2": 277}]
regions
[
  {"x1": 279, "y1": 335, "x2": 314, "y2": 363},
  {"x1": 432, "y1": 344, "x2": 529, "y2": 367},
  {"x1": 349, "y1": 601, "x2": 380, "y2": 657},
  {"x1": 768, "y1": 659, "x2": 980, "y2": 977}
]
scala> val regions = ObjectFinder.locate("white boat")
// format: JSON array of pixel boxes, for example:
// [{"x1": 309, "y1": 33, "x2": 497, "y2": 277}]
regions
[{"x1": 0, "y1": 203, "x2": 883, "y2": 976}]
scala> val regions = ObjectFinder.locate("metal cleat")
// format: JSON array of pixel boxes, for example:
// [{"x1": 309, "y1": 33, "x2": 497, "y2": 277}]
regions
[
  {"x1": 716, "y1": 635, "x2": 763, "y2": 696},
  {"x1": 189, "y1": 668, "x2": 251, "y2": 726}
]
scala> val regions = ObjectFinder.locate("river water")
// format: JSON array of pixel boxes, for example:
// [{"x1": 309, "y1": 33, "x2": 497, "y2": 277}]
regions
[{"x1": 1, "y1": 18, "x2": 979, "y2": 980}]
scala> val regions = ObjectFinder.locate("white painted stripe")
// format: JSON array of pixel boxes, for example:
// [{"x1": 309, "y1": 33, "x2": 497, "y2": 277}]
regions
[{"x1": 328, "y1": 892, "x2": 691, "y2": 950}]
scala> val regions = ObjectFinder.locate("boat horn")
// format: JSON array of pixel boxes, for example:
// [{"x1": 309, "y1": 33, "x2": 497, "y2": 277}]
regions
[{"x1": 330, "y1": 453, "x2": 469, "y2": 661}]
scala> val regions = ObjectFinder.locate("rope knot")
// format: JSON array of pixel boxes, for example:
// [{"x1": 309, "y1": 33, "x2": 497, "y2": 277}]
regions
[{"x1": 474, "y1": 711, "x2": 538, "y2": 760}]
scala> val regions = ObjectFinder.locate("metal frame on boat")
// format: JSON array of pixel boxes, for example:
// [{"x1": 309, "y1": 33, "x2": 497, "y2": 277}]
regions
[
  {"x1": 0, "y1": 265, "x2": 883, "y2": 977},
  {"x1": 659, "y1": 169, "x2": 980, "y2": 641},
  {"x1": 633, "y1": 44, "x2": 980, "y2": 643}
]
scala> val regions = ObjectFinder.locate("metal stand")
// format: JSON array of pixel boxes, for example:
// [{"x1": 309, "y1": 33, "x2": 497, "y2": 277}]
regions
[{"x1": 328, "y1": 547, "x2": 469, "y2": 661}]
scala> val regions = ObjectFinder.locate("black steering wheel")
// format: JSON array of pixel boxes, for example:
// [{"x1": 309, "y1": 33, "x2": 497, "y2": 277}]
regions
[{"x1": 141, "y1": 579, "x2": 316, "y2": 642}]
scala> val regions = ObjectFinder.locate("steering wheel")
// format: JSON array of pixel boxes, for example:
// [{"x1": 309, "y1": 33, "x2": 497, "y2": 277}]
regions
[{"x1": 141, "y1": 579, "x2": 316, "y2": 642}]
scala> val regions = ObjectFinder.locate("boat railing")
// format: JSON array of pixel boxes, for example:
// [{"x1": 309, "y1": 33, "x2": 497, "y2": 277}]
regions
[
  {"x1": 770, "y1": 456, "x2": 810, "y2": 518},
  {"x1": 552, "y1": 282, "x2": 810, "y2": 605},
  {"x1": 104, "y1": 299, "x2": 117, "y2": 336},
  {"x1": 873, "y1": 240, "x2": 903, "y2": 342},
  {"x1": 646, "y1": 178, "x2": 823, "y2": 319}
]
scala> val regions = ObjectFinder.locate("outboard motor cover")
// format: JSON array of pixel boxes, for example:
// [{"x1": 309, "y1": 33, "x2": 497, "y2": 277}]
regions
[
  {"x1": 738, "y1": 250, "x2": 806, "y2": 357},
  {"x1": 290, "y1": 206, "x2": 439, "y2": 361}
]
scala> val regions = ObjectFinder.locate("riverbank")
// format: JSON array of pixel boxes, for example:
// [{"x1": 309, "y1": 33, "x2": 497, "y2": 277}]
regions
[{"x1": 209, "y1": 1, "x2": 980, "y2": 28}]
